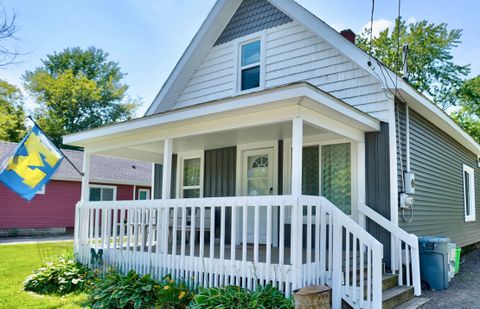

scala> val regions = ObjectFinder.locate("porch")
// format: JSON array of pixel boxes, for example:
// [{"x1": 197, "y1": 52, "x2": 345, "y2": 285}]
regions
[
  {"x1": 68, "y1": 83, "x2": 421, "y2": 308},
  {"x1": 75, "y1": 195, "x2": 383, "y2": 307}
]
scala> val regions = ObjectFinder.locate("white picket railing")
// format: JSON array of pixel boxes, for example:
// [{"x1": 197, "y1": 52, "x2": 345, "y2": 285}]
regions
[
  {"x1": 359, "y1": 204, "x2": 421, "y2": 296},
  {"x1": 74, "y1": 195, "x2": 384, "y2": 309}
]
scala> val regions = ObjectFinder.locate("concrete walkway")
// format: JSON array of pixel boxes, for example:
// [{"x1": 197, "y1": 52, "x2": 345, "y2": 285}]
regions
[
  {"x1": 421, "y1": 246, "x2": 480, "y2": 308},
  {"x1": 0, "y1": 234, "x2": 73, "y2": 245}
]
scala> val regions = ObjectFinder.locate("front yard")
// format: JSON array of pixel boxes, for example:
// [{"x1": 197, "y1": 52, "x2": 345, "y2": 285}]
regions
[{"x1": 0, "y1": 241, "x2": 85, "y2": 308}]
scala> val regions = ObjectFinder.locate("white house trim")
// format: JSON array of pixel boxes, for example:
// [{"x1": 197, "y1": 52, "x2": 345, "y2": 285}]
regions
[
  {"x1": 463, "y1": 164, "x2": 476, "y2": 222},
  {"x1": 233, "y1": 31, "x2": 267, "y2": 95},
  {"x1": 64, "y1": 83, "x2": 380, "y2": 150},
  {"x1": 176, "y1": 150, "x2": 205, "y2": 198}
]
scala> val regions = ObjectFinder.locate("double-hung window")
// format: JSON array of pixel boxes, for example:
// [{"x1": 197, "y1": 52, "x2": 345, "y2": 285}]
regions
[
  {"x1": 239, "y1": 40, "x2": 261, "y2": 91},
  {"x1": 89, "y1": 185, "x2": 116, "y2": 201},
  {"x1": 179, "y1": 154, "x2": 203, "y2": 198},
  {"x1": 463, "y1": 164, "x2": 476, "y2": 222}
]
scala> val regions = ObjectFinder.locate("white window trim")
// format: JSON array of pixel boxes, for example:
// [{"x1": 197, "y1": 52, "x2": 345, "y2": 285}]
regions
[
  {"x1": 463, "y1": 164, "x2": 476, "y2": 222},
  {"x1": 138, "y1": 188, "x2": 151, "y2": 200},
  {"x1": 233, "y1": 31, "x2": 266, "y2": 95},
  {"x1": 176, "y1": 151, "x2": 204, "y2": 198},
  {"x1": 89, "y1": 184, "x2": 117, "y2": 201}
]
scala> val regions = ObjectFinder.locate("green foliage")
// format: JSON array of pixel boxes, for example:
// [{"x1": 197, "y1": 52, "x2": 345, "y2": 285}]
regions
[
  {"x1": 357, "y1": 18, "x2": 470, "y2": 109},
  {"x1": 0, "y1": 79, "x2": 26, "y2": 142},
  {"x1": 191, "y1": 284, "x2": 293, "y2": 309},
  {"x1": 86, "y1": 271, "x2": 193, "y2": 309},
  {"x1": 451, "y1": 76, "x2": 480, "y2": 142},
  {"x1": 23, "y1": 46, "x2": 140, "y2": 147},
  {"x1": 23, "y1": 257, "x2": 92, "y2": 295}
]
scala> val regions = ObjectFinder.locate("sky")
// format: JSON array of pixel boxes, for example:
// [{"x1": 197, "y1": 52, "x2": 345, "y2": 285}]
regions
[{"x1": 1, "y1": 0, "x2": 479, "y2": 116}]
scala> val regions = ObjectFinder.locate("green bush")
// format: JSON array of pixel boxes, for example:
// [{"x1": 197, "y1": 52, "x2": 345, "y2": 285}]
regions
[
  {"x1": 86, "y1": 271, "x2": 193, "y2": 309},
  {"x1": 156, "y1": 275, "x2": 194, "y2": 308},
  {"x1": 191, "y1": 284, "x2": 293, "y2": 309},
  {"x1": 23, "y1": 257, "x2": 92, "y2": 295}
]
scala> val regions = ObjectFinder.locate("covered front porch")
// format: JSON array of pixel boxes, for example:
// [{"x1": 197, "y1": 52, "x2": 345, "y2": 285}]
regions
[{"x1": 68, "y1": 83, "x2": 395, "y2": 308}]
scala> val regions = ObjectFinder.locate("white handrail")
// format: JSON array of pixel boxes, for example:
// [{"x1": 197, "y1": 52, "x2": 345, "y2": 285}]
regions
[
  {"x1": 358, "y1": 204, "x2": 417, "y2": 247},
  {"x1": 358, "y1": 203, "x2": 421, "y2": 296}
]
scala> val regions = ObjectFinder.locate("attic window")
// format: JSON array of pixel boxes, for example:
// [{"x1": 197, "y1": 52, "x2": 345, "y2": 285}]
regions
[{"x1": 239, "y1": 40, "x2": 261, "y2": 91}]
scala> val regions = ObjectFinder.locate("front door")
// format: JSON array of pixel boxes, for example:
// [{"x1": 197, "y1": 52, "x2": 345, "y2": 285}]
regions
[{"x1": 242, "y1": 148, "x2": 275, "y2": 243}]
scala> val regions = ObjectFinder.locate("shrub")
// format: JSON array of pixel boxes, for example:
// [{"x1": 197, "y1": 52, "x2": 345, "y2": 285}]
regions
[
  {"x1": 191, "y1": 284, "x2": 293, "y2": 309},
  {"x1": 24, "y1": 257, "x2": 92, "y2": 295},
  {"x1": 156, "y1": 275, "x2": 194, "y2": 308},
  {"x1": 86, "y1": 270, "x2": 158, "y2": 309},
  {"x1": 86, "y1": 271, "x2": 193, "y2": 309}
]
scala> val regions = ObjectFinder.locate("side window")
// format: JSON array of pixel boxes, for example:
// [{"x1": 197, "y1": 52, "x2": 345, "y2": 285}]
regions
[
  {"x1": 138, "y1": 189, "x2": 150, "y2": 200},
  {"x1": 89, "y1": 186, "x2": 116, "y2": 201},
  {"x1": 239, "y1": 40, "x2": 261, "y2": 91},
  {"x1": 463, "y1": 164, "x2": 476, "y2": 222}
]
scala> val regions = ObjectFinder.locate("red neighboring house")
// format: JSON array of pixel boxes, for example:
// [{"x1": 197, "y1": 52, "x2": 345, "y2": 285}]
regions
[{"x1": 0, "y1": 141, "x2": 151, "y2": 236}]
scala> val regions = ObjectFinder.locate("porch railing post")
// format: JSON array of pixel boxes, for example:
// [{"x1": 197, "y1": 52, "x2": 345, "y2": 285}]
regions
[{"x1": 331, "y1": 211, "x2": 343, "y2": 309}]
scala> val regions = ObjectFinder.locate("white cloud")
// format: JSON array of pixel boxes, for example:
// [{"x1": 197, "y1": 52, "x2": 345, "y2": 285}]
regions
[{"x1": 360, "y1": 19, "x2": 394, "y2": 38}]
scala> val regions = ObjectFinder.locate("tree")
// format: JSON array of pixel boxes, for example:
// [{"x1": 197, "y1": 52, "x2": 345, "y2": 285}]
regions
[
  {"x1": 0, "y1": 79, "x2": 26, "y2": 142},
  {"x1": 23, "y1": 47, "x2": 139, "y2": 147},
  {"x1": 451, "y1": 76, "x2": 480, "y2": 142},
  {"x1": 0, "y1": 5, "x2": 21, "y2": 67},
  {"x1": 357, "y1": 18, "x2": 470, "y2": 109}
]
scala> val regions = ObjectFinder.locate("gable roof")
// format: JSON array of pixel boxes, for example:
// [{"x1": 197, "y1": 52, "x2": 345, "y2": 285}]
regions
[
  {"x1": 0, "y1": 141, "x2": 151, "y2": 186},
  {"x1": 144, "y1": 0, "x2": 480, "y2": 154}
]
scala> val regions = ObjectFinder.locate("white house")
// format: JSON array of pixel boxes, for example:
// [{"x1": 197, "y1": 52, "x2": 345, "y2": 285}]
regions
[{"x1": 65, "y1": 1, "x2": 480, "y2": 308}]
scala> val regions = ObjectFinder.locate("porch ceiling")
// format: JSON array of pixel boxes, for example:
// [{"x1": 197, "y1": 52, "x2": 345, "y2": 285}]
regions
[{"x1": 96, "y1": 122, "x2": 338, "y2": 163}]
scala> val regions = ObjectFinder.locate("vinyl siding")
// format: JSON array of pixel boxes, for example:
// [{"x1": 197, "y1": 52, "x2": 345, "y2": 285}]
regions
[
  {"x1": 396, "y1": 102, "x2": 480, "y2": 247},
  {"x1": 176, "y1": 21, "x2": 390, "y2": 121},
  {"x1": 0, "y1": 180, "x2": 144, "y2": 229},
  {"x1": 365, "y1": 123, "x2": 391, "y2": 265}
]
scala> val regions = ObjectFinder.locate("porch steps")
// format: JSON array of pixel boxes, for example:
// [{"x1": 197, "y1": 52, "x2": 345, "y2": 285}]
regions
[{"x1": 343, "y1": 272, "x2": 420, "y2": 309}]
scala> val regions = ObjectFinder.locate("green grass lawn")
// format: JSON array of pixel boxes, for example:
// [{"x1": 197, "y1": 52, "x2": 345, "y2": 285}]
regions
[{"x1": 0, "y1": 241, "x2": 86, "y2": 309}]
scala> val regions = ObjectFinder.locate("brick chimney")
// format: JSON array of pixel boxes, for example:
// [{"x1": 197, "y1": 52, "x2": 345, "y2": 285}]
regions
[{"x1": 340, "y1": 29, "x2": 356, "y2": 44}]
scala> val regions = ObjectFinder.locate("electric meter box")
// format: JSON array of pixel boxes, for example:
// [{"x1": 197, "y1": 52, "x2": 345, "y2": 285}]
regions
[{"x1": 405, "y1": 172, "x2": 415, "y2": 194}]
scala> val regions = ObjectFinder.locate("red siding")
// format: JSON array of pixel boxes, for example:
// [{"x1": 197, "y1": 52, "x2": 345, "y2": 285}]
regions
[{"x1": 0, "y1": 180, "x2": 149, "y2": 229}]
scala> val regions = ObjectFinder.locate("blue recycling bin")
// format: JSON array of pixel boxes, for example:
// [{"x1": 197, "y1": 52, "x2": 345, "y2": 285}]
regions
[{"x1": 418, "y1": 236, "x2": 450, "y2": 290}]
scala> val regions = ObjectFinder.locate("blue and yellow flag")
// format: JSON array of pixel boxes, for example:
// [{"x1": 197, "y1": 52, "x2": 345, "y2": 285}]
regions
[{"x1": 0, "y1": 125, "x2": 63, "y2": 201}]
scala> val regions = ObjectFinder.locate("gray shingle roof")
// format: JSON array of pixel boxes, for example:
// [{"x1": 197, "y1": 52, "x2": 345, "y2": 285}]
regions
[
  {"x1": 0, "y1": 141, "x2": 151, "y2": 185},
  {"x1": 215, "y1": 0, "x2": 292, "y2": 46}
]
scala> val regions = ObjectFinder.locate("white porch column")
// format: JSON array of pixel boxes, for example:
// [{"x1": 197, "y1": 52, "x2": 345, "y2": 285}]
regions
[
  {"x1": 80, "y1": 151, "x2": 91, "y2": 202},
  {"x1": 291, "y1": 117, "x2": 303, "y2": 196},
  {"x1": 151, "y1": 163, "x2": 156, "y2": 199},
  {"x1": 162, "y1": 138, "x2": 173, "y2": 199},
  {"x1": 357, "y1": 142, "x2": 367, "y2": 228},
  {"x1": 291, "y1": 117, "x2": 303, "y2": 289},
  {"x1": 76, "y1": 150, "x2": 91, "y2": 258}
]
